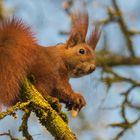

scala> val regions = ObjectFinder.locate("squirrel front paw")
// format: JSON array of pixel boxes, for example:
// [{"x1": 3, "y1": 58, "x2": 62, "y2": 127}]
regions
[{"x1": 66, "y1": 93, "x2": 86, "y2": 111}]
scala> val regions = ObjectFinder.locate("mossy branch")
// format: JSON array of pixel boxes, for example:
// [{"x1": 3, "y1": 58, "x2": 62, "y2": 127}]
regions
[
  {"x1": 19, "y1": 108, "x2": 33, "y2": 140},
  {"x1": 0, "y1": 101, "x2": 30, "y2": 120},
  {"x1": 21, "y1": 78, "x2": 77, "y2": 140},
  {"x1": 0, "y1": 78, "x2": 77, "y2": 140}
]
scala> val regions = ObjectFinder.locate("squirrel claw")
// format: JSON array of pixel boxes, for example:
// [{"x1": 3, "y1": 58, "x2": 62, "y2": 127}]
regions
[{"x1": 65, "y1": 93, "x2": 86, "y2": 111}]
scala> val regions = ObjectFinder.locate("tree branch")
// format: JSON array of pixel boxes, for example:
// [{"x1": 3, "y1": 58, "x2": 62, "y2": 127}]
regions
[
  {"x1": 96, "y1": 52, "x2": 140, "y2": 66},
  {"x1": 0, "y1": 101, "x2": 30, "y2": 120},
  {"x1": 0, "y1": 78, "x2": 77, "y2": 140},
  {"x1": 21, "y1": 78, "x2": 77, "y2": 140},
  {"x1": 19, "y1": 108, "x2": 33, "y2": 140}
]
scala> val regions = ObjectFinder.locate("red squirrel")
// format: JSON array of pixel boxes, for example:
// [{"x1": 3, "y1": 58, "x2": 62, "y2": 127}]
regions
[{"x1": 0, "y1": 12, "x2": 101, "y2": 112}]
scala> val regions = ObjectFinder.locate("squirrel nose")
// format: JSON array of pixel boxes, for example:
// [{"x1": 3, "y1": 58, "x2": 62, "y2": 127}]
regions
[
  {"x1": 91, "y1": 64, "x2": 96, "y2": 71},
  {"x1": 89, "y1": 64, "x2": 96, "y2": 72}
]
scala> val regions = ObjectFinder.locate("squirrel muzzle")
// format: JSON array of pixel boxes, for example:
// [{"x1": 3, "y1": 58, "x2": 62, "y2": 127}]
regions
[{"x1": 70, "y1": 63, "x2": 96, "y2": 78}]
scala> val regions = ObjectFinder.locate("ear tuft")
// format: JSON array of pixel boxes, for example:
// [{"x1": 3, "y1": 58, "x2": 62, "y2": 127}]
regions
[
  {"x1": 87, "y1": 24, "x2": 101, "y2": 50},
  {"x1": 67, "y1": 11, "x2": 89, "y2": 48}
]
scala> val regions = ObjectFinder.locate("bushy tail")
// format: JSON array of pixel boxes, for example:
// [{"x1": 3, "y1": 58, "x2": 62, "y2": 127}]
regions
[{"x1": 0, "y1": 18, "x2": 37, "y2": 107}]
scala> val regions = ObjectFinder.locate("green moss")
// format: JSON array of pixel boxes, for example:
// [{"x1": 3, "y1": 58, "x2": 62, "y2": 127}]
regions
[
  {"x1": 59, "y1": 112, "x2": 69, "y2": 124},
  {"x1": 21, "y1": 78, "x2": 77, "y2": 140}
]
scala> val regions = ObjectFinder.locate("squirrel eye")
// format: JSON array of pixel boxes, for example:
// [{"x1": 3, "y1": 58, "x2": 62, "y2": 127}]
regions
[{"x1": 79, "y1": 48, "x2": 86, "y2": 54}]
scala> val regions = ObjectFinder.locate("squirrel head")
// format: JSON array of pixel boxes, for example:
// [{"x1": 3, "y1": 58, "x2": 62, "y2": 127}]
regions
[{"x1": 57, "y1": 12, "x2": 101, "y2": 78}]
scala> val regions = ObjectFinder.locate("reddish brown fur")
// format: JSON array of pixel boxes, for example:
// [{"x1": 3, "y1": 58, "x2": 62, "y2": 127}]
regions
[
  {"x1": 0, "y1": 18, "x2": 38, "y2": 106},
  {"x1": 0, "y1": 12, "x2": 101, "y2": 111},
  {"x1": 87, "y1": 25, "x2": 101, "y2": 49},
  {"x1": 70, "y1": 12, "x2": 89, "y2": 42}
]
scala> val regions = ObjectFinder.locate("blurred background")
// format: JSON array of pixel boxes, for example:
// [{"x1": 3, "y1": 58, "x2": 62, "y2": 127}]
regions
[{"x1": 0, "y1": 0, "x2": 140, "y2": 140}]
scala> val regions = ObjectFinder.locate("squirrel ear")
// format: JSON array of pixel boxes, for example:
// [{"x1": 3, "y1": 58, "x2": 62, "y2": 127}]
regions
[
  {"x1": 87, "y1": 24, "x2": 101, "y2": 50},
  {"x1": 67, "y1": 31, "x2": 84, "y2": 48},
  {"x1": 66, "y1": 11, "x2": 89, "y2": 48}
]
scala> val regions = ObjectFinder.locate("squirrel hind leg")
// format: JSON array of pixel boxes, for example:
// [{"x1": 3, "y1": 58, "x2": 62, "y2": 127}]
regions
[
  {"x1": 0, "y1": 53, "x2": 28, "y2": 106},
  {"x1": 0, "y1": 71, "x2": 23, "y2": 106}
]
